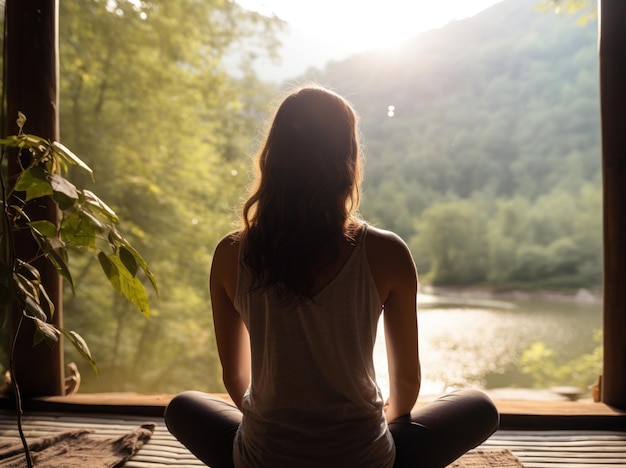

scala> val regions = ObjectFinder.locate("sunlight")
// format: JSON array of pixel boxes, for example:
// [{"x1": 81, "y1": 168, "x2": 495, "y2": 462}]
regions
[
  {"x1": 106, "y1": 0, "x2": 147, "y2": 18},
  {"x1": 237, "y1": 0, "x2": 502, "y2": 52}
]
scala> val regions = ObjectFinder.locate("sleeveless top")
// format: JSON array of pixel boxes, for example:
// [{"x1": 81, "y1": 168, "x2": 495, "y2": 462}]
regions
[{"x1": 232, "y1": 225, "x2": 395, "y2": 467}]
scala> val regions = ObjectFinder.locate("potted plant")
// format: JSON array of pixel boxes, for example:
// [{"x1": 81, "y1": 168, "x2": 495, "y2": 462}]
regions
[{"x1": 0, "y1": 112, "x2": 157, "y2": 466}]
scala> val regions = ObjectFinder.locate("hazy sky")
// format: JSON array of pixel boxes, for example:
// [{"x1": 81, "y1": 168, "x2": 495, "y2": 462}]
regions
[{"x1": 237, "y1": 0, "x2": 503, "y2": 53}]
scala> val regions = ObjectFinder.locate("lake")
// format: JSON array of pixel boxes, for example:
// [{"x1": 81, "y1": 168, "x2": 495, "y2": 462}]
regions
[{"x1": 373, "y1": 293, "x2": 602, "y2": 399}]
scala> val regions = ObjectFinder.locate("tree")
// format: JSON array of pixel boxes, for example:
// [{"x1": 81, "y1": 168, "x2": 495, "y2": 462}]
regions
[
  {"x1": 520, "y1": 329, "x2": 602, "y2": 389},
  {"x1": 411, "y1": 200, "x2": 489, "y2": 285},
  {"x1": 537, "y1": 0, "x2": 598, "y2": 23},
  {"x1": 315, "y1": 0, "x2": 602, "y2": 289},
  {"x1": 56, "y1": 0, "x2": 283, "y2": 392}
]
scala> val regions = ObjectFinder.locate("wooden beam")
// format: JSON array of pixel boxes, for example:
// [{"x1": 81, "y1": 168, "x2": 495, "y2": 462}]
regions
[
  {"x1": 0, "y1": 394, "x2": 624, "y2": 430},
  {"x1": 599, "y1": 0, "x2": 626, "y2": 410},
  {"x1": 4, "y1": 0, "x2": 64, "y2": 396}
]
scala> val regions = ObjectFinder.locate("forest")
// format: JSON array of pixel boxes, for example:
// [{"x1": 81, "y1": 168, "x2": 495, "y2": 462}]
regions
[
  {"x1": 0, "y1": 0, "x2": 601, "y2": 393},
  {"x1": 302, "y1": 0, "x2": 601, "y2": 289}
]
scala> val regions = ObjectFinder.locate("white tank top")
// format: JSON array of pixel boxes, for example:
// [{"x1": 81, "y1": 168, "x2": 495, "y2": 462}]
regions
[{"x1": 233, "y1": 225, "x2": 395, "y2": 467}]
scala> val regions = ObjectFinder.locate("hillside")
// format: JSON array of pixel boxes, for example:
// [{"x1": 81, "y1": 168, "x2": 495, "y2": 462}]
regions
[{"x1": 299, "y1": 0, "x2": 602, "y2": 288}]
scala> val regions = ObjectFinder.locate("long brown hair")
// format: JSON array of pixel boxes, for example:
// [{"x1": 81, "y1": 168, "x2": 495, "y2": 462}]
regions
[{"x1": 239, "y1": 85, "x2": 363, "y2": 298}]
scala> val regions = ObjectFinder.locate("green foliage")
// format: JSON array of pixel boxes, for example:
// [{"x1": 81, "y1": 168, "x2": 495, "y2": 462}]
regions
[
  {"x1": 520, "y1": 329, "x2": 602, "y2": 388},
  {"x1": 306, "y1": 0, "x2": 601, "y2": 290},
  {"x1": 0, "y1": 113, "x2": 157, "y2": 373},
  {"x1": 406, "y1": 183, "x2": 601, "y2": 288},
  {"x1": 410, "y1": 200, "x2": 489, "y2": 285},
  {"x1": 536, "y1": 0, "x2": 598, "y2": 24},
  {"x1": 52, "y1": 0, "x2": 283, "y2": 392},
  {"x1": 483, "y1": 185, "x2": 602, "y2": 287}
]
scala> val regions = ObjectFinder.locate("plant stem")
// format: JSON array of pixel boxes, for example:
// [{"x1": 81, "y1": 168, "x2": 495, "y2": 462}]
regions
[{"x1": 9, "y1": 313, "x2": 33, "y2": 468}]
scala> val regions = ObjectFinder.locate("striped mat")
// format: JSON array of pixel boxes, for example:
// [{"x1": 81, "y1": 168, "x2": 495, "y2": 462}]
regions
[
  {"x1": 1, "y1": 411, "x2": 625, "y2": 467},
  {"x1": 487, "y1": 430, "x2": 626, "y2": 468}
]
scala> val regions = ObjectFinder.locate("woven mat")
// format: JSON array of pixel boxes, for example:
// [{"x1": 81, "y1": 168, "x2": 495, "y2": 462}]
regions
[
  {"x1": 0, "y1": 411, "x2": 534, "y2": 467},
  {"x1": 449, "y1": 449, "x2": 524, "y2": 467},
  {"x1": 0, "y1": 423, "x2": 155, "y2": 468}
]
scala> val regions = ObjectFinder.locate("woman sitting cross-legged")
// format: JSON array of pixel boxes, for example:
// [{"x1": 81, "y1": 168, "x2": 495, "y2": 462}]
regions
[{"x1": 165, "y1": 85, "x2": 499, "y2": 468}]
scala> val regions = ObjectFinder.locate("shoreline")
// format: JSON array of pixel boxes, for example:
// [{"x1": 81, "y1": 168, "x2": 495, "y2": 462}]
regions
[
  {"x1": 420, "y1": 285, "x2": 602, "y2": 305},
  {"x1": 418, "y1": 386, "x2": 594, "y2": 402}
]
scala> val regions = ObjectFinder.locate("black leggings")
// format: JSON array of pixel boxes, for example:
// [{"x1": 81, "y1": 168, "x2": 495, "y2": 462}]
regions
[{"x1": 164, "y1": 389, "x2": 499, "y2": 468}]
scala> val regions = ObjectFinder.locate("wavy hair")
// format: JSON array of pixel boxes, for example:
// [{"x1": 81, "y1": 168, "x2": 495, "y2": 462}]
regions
[{"x1": 239, "y1": 85, "x2": 363, "y2": 298}]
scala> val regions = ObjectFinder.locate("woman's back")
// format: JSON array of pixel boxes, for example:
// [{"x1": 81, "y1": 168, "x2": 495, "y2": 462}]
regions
[{"x1": 232, "y1": 224, "x2": 395, "y2": 467}]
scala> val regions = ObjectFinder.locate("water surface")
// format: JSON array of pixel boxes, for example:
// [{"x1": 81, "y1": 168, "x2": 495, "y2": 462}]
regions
[{"x1": 374, "y1": 294, "x2": 602, "y2": 399}]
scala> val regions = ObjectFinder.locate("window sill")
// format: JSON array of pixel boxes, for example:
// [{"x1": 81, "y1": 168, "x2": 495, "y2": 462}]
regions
[{"x1": 1, "y1": 394, "x2": 624, "y2": 430}]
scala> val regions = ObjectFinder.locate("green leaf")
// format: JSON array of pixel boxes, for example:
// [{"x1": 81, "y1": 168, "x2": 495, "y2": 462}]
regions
[
  {"x1": 0, "y1": 135, "x2": 22, "y2": 147},
  {"x1": 98, "y1": 252, "x2": 121, "y2": 293},
  {"x1": 61, "y1": 210, "x2": 97, "y2": 248},
  {"x1": 30, "y1": 222, "x2": 66, "y2": 254},
  {"x1": 107, "y1": 229, "x2": 124, "y2": 245},
  {"x1": 15, "y1": 166, "x2": 53, "y2": 201},
  {"x1": 53, "y1": 190, "x2": 78, "y2": 211},
  {"x1": 81, "y1": 209, "x2": 105, "y2": 232},
  {"x1": 29, "y1": 219, "x2": 58, "y2": 237},
  {"x1": 82, "y1": 190, "x2": 119, "y2": 224},
  {"x1": 40, "y1": 234, "x2": 65, "y2": 251},
  {"x1": 49, "y1": 173, "x2": 79, "y2": 199},
  {"x1": 51, "y1": 141, "x2": 94, "y2": 179},
  {"x1": 109, "y1": 254, "x2": 151, "y2": 318},
  {"x1": 39, "y1": 283, "x2": 56, "y2": 319},
  {"x1": 61, "y1": 329, "x2": 98, "y2": 375},
  {"x1": 119, "y1": 246, "x2": 138, "y2": 277},
  {"x1": 15, "y1": 273, "x2": 39, "y2": 302},
  {"x1": 31, "y1": 317, "x2": 61, "y2": 347},
  {"x1": 27, "y1": 227, "x2": 74, "y2": 293},
  {"x1": 15, "y1": 259, "x2": 41, "y2": 281},
  {"x1": 44, "y1": 249, "x2": 75, "y2": 294},
  {"x1": 24, "y1": 296, "x2": 47, "y2": 321},
  {"x1": 115, "y1": 240, "x2": 158, "y2": 295},
  {"x1": 21, "y1": 134, "x2": 48, "y2": 150}
]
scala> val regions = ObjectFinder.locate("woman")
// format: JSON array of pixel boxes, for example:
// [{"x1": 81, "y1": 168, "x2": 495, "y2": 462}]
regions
[{"x1": 165, "y1": 85, "x2": 499, "y2": 467}]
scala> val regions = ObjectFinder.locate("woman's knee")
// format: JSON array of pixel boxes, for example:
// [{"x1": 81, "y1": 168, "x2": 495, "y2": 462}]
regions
[
  {"x1": 165, "y1": 390, "x2": 242, "y2": 436},
  {"x1": 164, "y1": 391, "x2": 240, "y2": 468},
  {"x1": 164, "y1": 390, "x2": 203, "y2": 433},
  {"x1": 456, "y1": 389, "x2": 500, "y2": 434}
]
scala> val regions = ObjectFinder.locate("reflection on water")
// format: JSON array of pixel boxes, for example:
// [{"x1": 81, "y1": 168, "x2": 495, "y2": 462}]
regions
[{"x1": 374, "y1": 294, "x2": 602, "y2": 399}]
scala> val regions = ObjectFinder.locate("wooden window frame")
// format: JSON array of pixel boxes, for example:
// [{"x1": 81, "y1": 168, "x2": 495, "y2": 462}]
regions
[{"x1": 3, "y1": 0, "x2": 625, "y2": 411}]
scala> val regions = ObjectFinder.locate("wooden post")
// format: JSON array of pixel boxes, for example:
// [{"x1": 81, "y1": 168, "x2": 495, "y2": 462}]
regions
[
  {"x1": 4, "y1": 0, "x2": 64, "y2": 396},
  {"x1": 599, "y1": 0, "x2": 626, "y2": 409}
]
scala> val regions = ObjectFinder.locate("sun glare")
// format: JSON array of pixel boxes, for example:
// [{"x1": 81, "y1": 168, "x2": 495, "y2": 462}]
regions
[{"x1": 237, "y1": 0, "x2": 502, "y2": 52}]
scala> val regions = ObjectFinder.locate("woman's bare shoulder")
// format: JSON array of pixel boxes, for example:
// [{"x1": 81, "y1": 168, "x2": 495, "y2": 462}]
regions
[
  {"x1": 365, "y1": 224, "x2": 416, "y2": 275},
  {"x1": 215, "y1": 232, "x2": 241, "y2": 251},
  {"x1": 211, "y1": 233, "x2": 241, "y2": 297},
  {"x1": 364, "y1": 224, "x2": 417, "y2": 303},
  {"x1": 365, "y1": 225, "x2": 410, "y2": 253},
  {"x1": 212, "y1": 233, "x2": 241, "y2": 268}
]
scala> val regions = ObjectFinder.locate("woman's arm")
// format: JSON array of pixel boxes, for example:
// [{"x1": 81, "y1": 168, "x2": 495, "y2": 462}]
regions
[
  {"x1": 367, "y1": 227, "x2": 420, "y2": 422},
  {"x1": 383, "y1": 268, "x2": 420, "y2": 422},
  {"x1": 209, "y1": 235, "x2": 251, "y2": 409}
]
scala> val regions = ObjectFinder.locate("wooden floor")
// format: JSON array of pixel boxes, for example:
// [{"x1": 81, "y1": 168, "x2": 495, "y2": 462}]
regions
[{"x1": 0, "y1": 410, "x2": 625, "y2": 467}]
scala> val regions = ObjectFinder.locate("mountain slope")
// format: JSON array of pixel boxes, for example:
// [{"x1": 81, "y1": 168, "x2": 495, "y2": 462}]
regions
[
  {"x1": 302, "y1": 0, "x2": 599, "y2": 200},
  {"x1": 295, "y1": 0, "x2": 601, "y2": 287}
]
